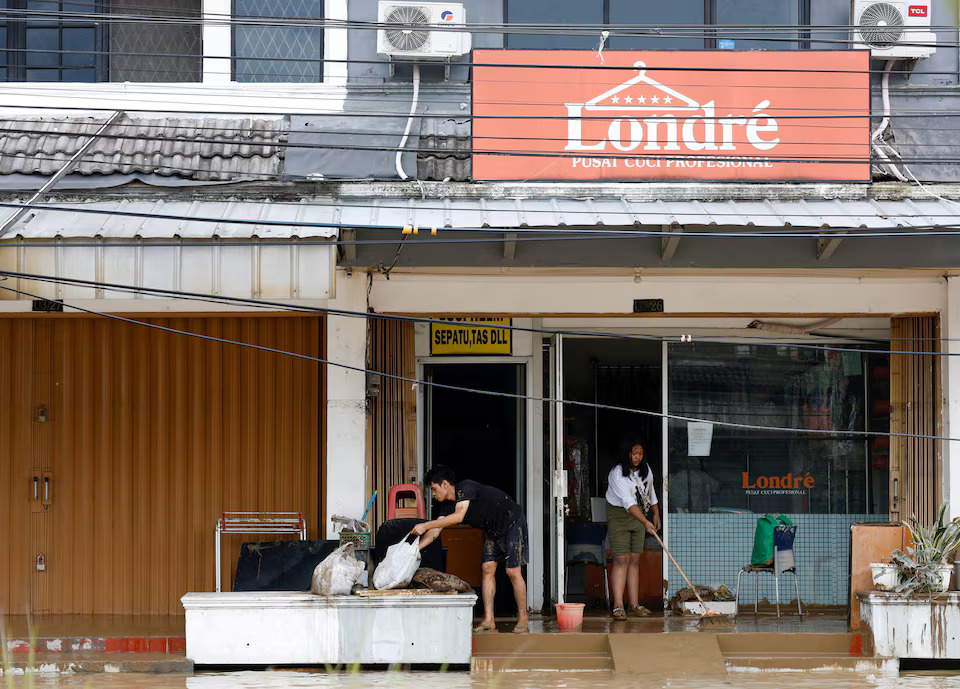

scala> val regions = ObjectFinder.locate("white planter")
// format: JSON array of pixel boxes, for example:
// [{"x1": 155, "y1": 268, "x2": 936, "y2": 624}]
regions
[
  {"x1": 937, "y1": 564, "x2": 954, "y2": 592},
  {"x1": 870, "y1": 563, "x2": 899, "y2": 591},
  {"x1": 181, "y1": 591, "x2": 477, "y2": 666},
  {"x1": 858, "y1": 591, "x2": 960, "y2": 659}
]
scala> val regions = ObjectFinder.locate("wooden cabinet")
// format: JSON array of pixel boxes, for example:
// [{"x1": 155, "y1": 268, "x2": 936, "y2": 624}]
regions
[
  {"x1": 637, "y1": 550, "x2": 665, "y2": 610},
  {"x1": 440, "y1": 526, "x2": 485, "y2": 588}
]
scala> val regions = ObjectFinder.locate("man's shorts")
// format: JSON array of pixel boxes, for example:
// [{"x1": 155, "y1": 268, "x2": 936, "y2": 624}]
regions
[
  {"x1": 608, "y1": 506, "x2": 648, "y2": 557},
  {"x1": 482, "y1": 515, "x2": 529, "y2": 569}
]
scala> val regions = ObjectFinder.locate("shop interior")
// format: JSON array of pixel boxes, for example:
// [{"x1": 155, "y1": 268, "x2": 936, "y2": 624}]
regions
[
  {"x1": 423, "y1": 362, "x2": 525, "y2": 615},
  {"x1": 560, "y1": 337, "x2": 664, "y2": 611}
]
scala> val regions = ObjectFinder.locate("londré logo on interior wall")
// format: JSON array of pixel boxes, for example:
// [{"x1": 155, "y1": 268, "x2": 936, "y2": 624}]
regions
[
  {"x1": 742, "y1": 471, "x2": 815, "y2": 496},
  {"x1": 473, "y1": 50, "x2": 871, "y2": 182}
]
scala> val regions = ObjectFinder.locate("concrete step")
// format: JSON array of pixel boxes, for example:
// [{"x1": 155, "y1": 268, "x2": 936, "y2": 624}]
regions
[
  {"x1": 0, "y1": 652, "x2": 193, "y2": 674},
  {"x1": 716, "y1": 632, "x2": 864, "y2": 656},
  {"x1": 472, "y1": 652, "x2": 613, "y2": 674},
  {"x1": 472, "y1": 633, "x2": 613, "y2": 674},
  {"x1": 725, "y1": 654, "x2": 889, "y2": 672}
]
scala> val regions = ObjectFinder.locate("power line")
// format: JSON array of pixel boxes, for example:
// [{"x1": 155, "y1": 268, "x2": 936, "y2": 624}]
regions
[
  {"x1": 1, "y1": 6, "x2": 958, "y2": 54},
  {"x1": 0, "y1": 268, "x2": 952, "y2": 357},
  {"x1": 0, "y1": 277, "x2": 945, "y2": 442}
]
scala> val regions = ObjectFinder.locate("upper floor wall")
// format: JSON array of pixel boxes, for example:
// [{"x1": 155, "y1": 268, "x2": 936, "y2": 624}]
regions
[{"x1": 348, "y1": 0, "x2": 960, "y2": 85}]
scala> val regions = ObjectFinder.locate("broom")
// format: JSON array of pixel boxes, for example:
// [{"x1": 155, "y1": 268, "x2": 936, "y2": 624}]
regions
[{"x1": 650, "y1": 531, "x2": 735, "y2": 628}]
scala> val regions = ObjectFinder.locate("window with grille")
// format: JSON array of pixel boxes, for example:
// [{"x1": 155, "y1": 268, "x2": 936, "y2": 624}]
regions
[
  {"x1": 0, "y1": 0, "x2": 202, "y2": 83},
  {"x1": 233, "y1": 0, "x2": 323, "y2": 83},
  {"x1": 503, "y1": 0, "x2": 811, "y2": 50},
  {"x1": 109, "y1": 0, "x2": 201, "y2": 82},
  {"x1": 0, "y1": 0, "x2": 103, "y2": 81}
]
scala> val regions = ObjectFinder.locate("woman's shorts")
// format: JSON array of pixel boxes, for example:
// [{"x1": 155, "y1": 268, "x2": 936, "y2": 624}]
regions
[{"x1": 607, "y1": 506, "x2": 647, "y2": 557}]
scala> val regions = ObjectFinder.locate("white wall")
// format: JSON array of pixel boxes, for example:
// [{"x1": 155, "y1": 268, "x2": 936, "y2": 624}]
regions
[
  {"x1": 324, "y1": 269, "x2": 369, "y2": 537},
  {"x1": 944, "y1": 277, "x2": 960, "y2": 520},
  {"x1": 370, "y1": 274, "x2": 947, "y2": 316}
]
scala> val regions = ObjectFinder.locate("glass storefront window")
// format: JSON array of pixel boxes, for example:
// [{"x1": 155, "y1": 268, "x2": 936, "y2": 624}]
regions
[{"x1": 667, "y1": 342, "x2": 889, "y2": 515}]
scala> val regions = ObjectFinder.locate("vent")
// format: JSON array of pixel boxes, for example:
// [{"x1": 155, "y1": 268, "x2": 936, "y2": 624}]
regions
[
  {"x1": 382, "y1": 5, "x2": 431, "y2": 52},
  {"x1": 858, "y1": 2, "x2": 904, "y2": 48}
]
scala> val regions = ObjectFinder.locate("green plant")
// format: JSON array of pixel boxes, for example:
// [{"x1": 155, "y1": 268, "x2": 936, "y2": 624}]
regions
[{"x1": 892, "y1": 503, "x2": 960, "y2": 594}]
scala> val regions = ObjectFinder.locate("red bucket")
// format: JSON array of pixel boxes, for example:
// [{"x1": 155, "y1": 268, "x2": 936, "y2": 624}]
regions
[{"x1": 556, "y1": 602, "x2": 585, "y2": 630}]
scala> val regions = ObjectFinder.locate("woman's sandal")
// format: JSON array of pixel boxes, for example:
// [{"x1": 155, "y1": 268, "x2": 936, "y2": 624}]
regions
[
  {"x1": 612, "y1": 607, "x2": 627, "y2": 621},
  {"x1": 628, "y1": 605, "x2": 652, "y2": 617}
]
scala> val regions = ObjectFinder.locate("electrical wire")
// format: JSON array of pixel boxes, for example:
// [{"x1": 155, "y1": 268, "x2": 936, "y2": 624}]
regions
[
  {"x1": 0, "y1": 268, "x2": 952, "y2": 357},
  {"x1": 0, "y1": 276, "x2": 948, "y2": 442},
  {"x1": 0, "y1": 5, "x2": 957, "y2": 53}
]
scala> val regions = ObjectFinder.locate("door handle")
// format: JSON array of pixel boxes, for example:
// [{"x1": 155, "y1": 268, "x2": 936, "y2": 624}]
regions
[
  {"x1": 41, "y1": 472, "x2": 53, "y2": 507},
  {"x1": 33, "y1": 476, "x2": 38, "y2": 500}
]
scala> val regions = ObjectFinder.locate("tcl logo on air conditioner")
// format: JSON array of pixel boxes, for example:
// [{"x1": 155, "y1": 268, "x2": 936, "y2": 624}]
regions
[{"x1": 909, "y1": 5, "x2": 927, "y2": 16}]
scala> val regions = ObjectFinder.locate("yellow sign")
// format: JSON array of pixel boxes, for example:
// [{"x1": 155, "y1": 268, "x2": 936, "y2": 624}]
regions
[{"x1": 430, "y1": 317, "x2": 512, "y2": 356}]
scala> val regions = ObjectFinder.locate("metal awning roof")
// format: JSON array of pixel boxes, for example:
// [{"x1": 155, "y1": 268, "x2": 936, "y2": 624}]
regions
[
  {"x1": 2, "y1": 195, "x2": 958, "y2": 239},
  {"x1": 7, "y1": 200, "x2": 339, "y2": 239}
]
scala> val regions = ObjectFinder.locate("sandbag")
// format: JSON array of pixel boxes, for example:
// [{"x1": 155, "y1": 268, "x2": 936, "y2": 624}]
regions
[
  {"x1": 310, "y1": 542, "x2": 365, "y2": 596},
  {"x1": 411, "y1": 567, "x2": 473, "y2": 593},
  {"x1": 373, "y1": 533, "x2": 421, "y2": 590}
]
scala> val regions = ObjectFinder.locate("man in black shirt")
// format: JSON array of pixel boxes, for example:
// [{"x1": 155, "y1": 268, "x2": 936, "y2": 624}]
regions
[{"x1": 412, "y1": 465, "x2": 529, "y2": 633}]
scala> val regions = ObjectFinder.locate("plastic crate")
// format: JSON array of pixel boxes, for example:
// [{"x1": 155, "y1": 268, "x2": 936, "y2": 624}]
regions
[{"x1": 339, "y1": 531, "x2": 372, "y2": 550}]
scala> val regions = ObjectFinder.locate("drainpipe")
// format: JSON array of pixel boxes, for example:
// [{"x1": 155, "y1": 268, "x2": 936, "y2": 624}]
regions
[
  {"x1": 871, "y1": 60, "x2": 908, "y2": 183},
  {"x1": 395, "y1": 64, "x2": 421, "y2": 180}
]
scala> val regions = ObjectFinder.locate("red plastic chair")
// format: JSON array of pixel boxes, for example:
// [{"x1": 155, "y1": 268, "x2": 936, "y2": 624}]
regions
[{"x1": 388, "y1": 484, "x2": 426, "y2": 520}]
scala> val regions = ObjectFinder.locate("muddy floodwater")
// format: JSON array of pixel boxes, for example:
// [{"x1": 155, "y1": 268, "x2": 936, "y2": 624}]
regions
[{"x1": 8, "y1": 671, "x2": 960, "y2": 689}]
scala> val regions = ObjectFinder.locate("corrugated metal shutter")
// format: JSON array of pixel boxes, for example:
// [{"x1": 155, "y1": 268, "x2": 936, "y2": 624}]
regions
[
  {"x1": 889, "y1": 315, "x2": 940, "y2": 525},
  {"x1": 0, "y1": 315, "x2": 324, "y2": 615},
  {"x1": 367, "y1": 319, "x2": 417, "y2": 536}
]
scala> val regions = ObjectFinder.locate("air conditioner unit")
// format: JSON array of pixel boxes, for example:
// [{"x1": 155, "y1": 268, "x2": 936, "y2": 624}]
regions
[
  {"x1": 377, "y1": 1, "x2": 471, "y2": 60},
  {"x1": 852, "y1": 0, "x2": 936, "y2": 59}
]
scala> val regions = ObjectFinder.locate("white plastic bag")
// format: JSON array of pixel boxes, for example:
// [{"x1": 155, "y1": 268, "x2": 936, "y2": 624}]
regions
[
  {"x1": 373, "y1": 534, "x2": 421, "y2": 590},
  {"x1": 310, "y1": 542, "x2": 365, "y2": 596}
]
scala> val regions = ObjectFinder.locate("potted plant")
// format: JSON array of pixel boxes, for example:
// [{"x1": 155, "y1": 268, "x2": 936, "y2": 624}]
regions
[{"x1": 891, "y1": 504, "x2": 960, "y2": 594}]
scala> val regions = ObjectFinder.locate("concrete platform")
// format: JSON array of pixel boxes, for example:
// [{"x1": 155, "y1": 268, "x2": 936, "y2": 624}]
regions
[
  {"x1": 2, "y1": 607, "x2": 884, "y2": 674},
  {"x1": 182, "y1": 591, "x2": 478, "y2": 666}
]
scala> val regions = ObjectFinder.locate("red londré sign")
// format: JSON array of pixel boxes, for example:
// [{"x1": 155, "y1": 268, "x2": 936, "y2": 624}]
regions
[{"x1": 472, "y1": 50, "x2": 871, "y2": 182}]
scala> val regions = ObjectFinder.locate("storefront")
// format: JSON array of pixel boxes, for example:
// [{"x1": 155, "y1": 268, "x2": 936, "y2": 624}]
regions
[
  {"x1": 364, "y1": 272, "x2": 946, "y2": 612},
  {"x1": 356, "y1": 45, "x2": 947, "y2": 612},
  {"x1": 554, "y1": 333, "x2": 892, "y2": 609}
]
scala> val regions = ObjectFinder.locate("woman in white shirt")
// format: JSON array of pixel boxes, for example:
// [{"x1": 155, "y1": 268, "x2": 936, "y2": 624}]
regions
[{"x1": 604, "y1": 438, "x2": 660, "y2": 620}]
